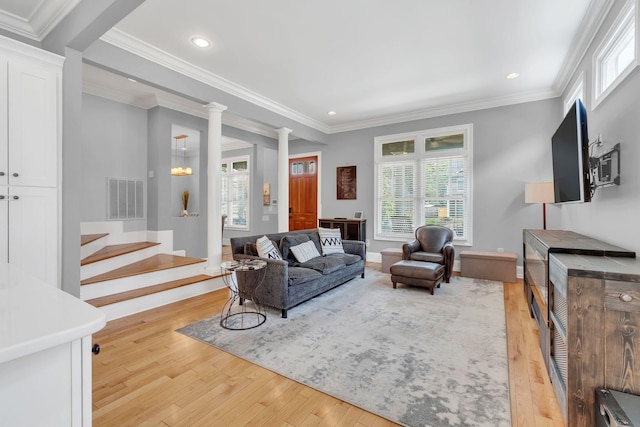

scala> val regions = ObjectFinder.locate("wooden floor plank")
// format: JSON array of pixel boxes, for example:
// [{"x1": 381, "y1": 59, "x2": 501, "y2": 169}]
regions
[{"x1": 92, "y1": 267, "x2": 564, "y2": 427}]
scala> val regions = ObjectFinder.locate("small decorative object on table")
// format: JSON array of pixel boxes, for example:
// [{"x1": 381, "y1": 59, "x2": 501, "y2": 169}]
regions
[
  {"x1": 220, "y1": 259, "x2": 267, "y2": 330},
  {"x1": 181, "y1": 190, "x2": 189, "y2": 217}
]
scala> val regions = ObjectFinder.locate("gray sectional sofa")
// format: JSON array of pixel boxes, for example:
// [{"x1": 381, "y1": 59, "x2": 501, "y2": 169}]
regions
[{"x1": 230, "y1": 229, "x2": 366, "y2": 318}]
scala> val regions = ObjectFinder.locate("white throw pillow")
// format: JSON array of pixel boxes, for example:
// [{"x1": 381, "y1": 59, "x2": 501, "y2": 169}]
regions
[
  {"x1": 256, "y1": 235, "x2": 282, "y2": 260},
  {"x1": 290, "y1": 240, "x2": 321, "y2": 263},
  {"x1": 318, "y1": 227, "x2": 345, "y2": 255}
]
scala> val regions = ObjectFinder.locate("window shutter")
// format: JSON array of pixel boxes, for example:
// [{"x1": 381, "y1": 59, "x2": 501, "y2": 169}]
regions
[
  {"x1": 378, "y1": 161, "x2": 415, "y2": 234},
  {"x1": 422, "y1": 155, "x2": 467, "y2": 239}
]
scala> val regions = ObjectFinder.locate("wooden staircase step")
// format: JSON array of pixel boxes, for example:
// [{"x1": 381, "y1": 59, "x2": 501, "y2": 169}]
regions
[
  {"x1": 81, "y1": 242, "x2": 161, "y2": 266},
  {"x1": 85, "y1": 274, "x2": 216, "y2": 308},
  {"x1": 81, "y1": 254, "x2": 206, "y2": 286},
  {"x1": 81, "y1": 233, "x2": 109, "y2": 246}
]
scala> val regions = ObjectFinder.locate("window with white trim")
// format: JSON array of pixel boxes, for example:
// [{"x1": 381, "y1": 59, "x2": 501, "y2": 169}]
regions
[
  {"x1": 221, "y1": 156, "x2": 250, "y2": 230},
  {"x1": 563, "y1": 72, "x2": 585, "y2": 115},
  {"x1": 593, "y1": 0, "x2": 638, "y2": 107},
  {"x1": 374, "y1": 124, "x2": 473, "y2": 245}
]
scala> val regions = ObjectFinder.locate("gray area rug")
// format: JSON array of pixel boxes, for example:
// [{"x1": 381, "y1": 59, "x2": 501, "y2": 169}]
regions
[{"x1": 177, "y1": 268, "x2": 511, "y2": 427}]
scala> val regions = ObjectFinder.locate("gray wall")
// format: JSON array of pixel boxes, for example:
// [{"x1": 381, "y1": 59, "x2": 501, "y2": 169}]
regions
[
  {"x1": 81, "y1": 94, "x2": 148, "y2": 231},
  {"x1": 147, "y1": 107, "x2": 209, "y2": 258},
  {"x1": 557, "y1": 0, "x2": 640, "y2": 255},
  {"x1": 312, "y1": 98, "x2": 562, "y2": 263}
]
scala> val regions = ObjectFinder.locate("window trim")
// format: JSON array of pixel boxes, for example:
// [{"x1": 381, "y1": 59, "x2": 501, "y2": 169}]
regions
[
  {"x1": 592, "y1": 0, "x2": 638, "y2": 109},
  {"x1": 374, "y1": 123, "x2": 473, "y2": 246},
  {"x1": 221, "y1": 155, "x2": 250, "y2": 231},
  {"x1": 563, "y1": 72, "x2": 585, "y2": 115}
]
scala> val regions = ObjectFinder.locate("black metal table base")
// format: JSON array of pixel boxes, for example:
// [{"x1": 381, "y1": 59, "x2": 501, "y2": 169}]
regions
[{"x1": 219, "y1": 261, "x2": 267, "y2": 330}]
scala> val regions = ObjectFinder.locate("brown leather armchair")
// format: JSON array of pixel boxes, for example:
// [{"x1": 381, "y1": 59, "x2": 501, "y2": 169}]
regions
[{"x1": 402, "y1": 225, "x2": 455, "y2": 283}]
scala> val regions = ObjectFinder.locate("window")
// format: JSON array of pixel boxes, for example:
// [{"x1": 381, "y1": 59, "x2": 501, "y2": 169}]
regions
[
  {"x1": 593, "y1": 0, "x2": 638, "y2": 108},
  {"x1": 221, "y1": 156, "x2": 250, "y2": 230},
  {"x1": 374, "y1": 124, "x2": 473, "y2": 245},
  {"x1": 563, "y1": 72, "x2": 584, "y2": 115}
]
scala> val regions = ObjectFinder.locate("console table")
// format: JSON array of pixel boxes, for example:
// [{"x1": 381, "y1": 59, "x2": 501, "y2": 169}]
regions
[
  {"x1": 318, "y1": 218, "x2": 366, "y2": 242},
  {"x1": 522, "y1": 229, "x2": 638, "y2": 426}
]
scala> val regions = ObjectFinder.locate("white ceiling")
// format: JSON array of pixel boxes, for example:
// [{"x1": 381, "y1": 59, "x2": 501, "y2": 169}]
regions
[{"x1": 0, "y1": 0, "x2": 606, "y2": 134}]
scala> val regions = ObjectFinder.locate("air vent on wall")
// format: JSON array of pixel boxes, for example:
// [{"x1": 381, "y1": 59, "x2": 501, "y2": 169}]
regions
[{"x1": 107, "y1": 178, "x2": 144, "y2": 220}]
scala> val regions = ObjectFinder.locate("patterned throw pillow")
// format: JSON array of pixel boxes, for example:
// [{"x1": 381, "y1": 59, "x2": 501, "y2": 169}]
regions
[
  {"x1": 318, "y1": 227, "x2": 345, "y2": 255},
  {"x1": 256, "y1": 235, "x2": 282, "y2": 260},
  {"x1": 290, "y1": 240, "x2": 321, "y2": 263}
]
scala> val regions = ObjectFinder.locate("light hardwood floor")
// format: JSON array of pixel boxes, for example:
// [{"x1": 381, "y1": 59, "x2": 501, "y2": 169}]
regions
[{"x1": 92, "y1": 266, "x2": 564, "y2": 426}]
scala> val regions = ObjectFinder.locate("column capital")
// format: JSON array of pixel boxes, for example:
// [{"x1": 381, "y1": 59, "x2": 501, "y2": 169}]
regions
[
  {"x1": 204, "y1": 102, "x2": 228, "y2": 113},
  {"x1": 276, "y1": 127, "x2": 293, "y2": 136}
]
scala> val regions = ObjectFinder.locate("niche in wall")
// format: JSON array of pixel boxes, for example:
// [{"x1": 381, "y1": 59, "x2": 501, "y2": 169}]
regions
[{"x1": 170, "y1": 124, "x2": 200, "y2": 217}]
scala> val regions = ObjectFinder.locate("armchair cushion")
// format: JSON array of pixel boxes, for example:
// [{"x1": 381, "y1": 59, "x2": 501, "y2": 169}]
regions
[{"x1": 408, "y1": 252, "x2": 444, "y2": 264}]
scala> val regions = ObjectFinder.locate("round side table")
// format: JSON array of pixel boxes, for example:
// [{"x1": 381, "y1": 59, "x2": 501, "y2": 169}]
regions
[{"x1": 220, "y1": 259, "x2": 267, "y2": 330}]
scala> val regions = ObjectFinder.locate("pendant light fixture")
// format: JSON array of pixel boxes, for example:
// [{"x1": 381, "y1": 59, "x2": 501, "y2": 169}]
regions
[{"x1": 171, "y1": 134, "x2": 193, "y2": 176}]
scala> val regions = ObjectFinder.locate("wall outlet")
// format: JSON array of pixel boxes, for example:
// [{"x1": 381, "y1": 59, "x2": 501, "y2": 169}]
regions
[
  {"x1": 262, "y1": 215, "x2": 269, "y2": 221},
  {"x1": 497, "y1": 248, "x2": 504, "y2": 252}
]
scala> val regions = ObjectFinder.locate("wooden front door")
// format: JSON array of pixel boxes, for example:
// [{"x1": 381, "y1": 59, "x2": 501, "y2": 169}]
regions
[{"x1": 289, "y1": 156, "x2": 318, "y2": 231}]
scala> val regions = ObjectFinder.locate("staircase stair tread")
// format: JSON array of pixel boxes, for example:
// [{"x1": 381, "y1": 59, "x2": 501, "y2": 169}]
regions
[
  {"x1": 81, "y1": 233, "x2": 109, "y2": 246},
  {"x1": 85, "y1": 274, "x2": 216, "y2": 308},
  {"x1": 81, "y1": 241, "x2": 161, "y2": 266},
  {"x1": 81, "y1": 254, "x2": 206, "y2": 285}
]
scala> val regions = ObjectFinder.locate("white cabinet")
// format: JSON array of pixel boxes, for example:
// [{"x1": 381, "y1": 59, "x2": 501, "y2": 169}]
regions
[
  {"x1": 0, "y1": 36, "x2": 62, "y2": 287},
  {"x1": 0, "y1": 263, "x2": 106, "y2": 427}
]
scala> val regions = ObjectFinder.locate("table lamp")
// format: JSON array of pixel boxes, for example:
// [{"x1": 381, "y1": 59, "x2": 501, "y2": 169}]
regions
[{"x1": 525, "y1": 182, "x2": 554, "y2": 229}]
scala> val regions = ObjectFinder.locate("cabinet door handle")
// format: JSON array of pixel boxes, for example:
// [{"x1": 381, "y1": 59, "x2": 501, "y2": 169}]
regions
[
  {"x1": 0, "y1": 195, "x2": 4, "y2": 200},
  {"x1": 0, "y1": 171, "x2": 4, "y2": 176},
  {"x1": 12, "y1": 195, "x2": 19, "y2": 200},
  {"x1": 12, "y1": 172, "x2": 18, "y2": 177},
  {"x1": 620, "y1": 294, "x2": 633, "y2": 302}
]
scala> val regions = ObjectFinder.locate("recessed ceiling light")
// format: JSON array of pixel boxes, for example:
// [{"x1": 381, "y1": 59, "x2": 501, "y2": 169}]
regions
[
  {"x1": 506, "y1": 72, "x2": 520, "y2": 79},
  {"x1": 191, "y1": 37, "x2": 211, "y2": 48},
  {"x1": 328, "y1": 111, "x2": 337, "y2": 116}
]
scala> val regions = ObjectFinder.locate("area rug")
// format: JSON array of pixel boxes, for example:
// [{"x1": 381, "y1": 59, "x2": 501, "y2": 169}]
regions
[{"x1": 177, "y1": 269, "x2": 511, "y2": 427}]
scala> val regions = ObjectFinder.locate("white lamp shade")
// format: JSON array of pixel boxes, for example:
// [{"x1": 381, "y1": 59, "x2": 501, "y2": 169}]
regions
[{"x1": 525, "y1": 182, "x2": 554, "y2": 204}]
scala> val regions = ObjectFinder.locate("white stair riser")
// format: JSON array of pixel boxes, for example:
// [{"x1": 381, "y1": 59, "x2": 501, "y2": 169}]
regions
[
  {"x1": 80, "y1": 262, "x2": 207, "y2": 300},
  {"x1": 98, "y1": 278, "x2": 225, "y2": 321},
  {"x1": 81, "y1": 237, "x2": 108, "y2": 260},
  {"x1": 80, "y1": 246, "x2": 161, "y2": 280}
]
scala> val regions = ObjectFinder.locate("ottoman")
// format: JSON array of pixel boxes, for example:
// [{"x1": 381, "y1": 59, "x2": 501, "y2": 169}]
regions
[{"x1": 390, "y1": 260, "x2": 445, "y2": 295}]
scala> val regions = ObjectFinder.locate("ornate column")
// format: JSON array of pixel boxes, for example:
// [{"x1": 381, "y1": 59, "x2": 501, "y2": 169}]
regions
[
  {"x1": 276, "y1": 127, "x2": 292, "y2": 232},
  {"x1": 205, "y1": 102, "x2": 227, "y2": 270}
]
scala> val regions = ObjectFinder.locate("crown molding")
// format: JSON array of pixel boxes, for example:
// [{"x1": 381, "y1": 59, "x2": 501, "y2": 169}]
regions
[
  {"x1": 100, "y1": 28, "x2": 331, "y2": 134},
  {"x1": 83, "y1": 78, "x2": 279, "y2": 139},
  {"x1": 0, "y1": 0, "x2": 81, "y2": 41},
  {"x1": 328, "y1": 88, "x2": 559, "y2": 134},
  {"x1": 552, "y1": 0, "x2": 616, "y2": 94}
]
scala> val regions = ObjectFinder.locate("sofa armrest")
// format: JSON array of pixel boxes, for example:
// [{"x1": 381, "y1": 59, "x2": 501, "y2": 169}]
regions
[
  {"x1": 402, "y1": 240, "x2": 421, "y2": 260},
  {"x1": 342, "y1": 239, "x2": 366, "y2": 261},
  {"x1": 232, "y1": 254, "x2": 290, "y2": 309}
]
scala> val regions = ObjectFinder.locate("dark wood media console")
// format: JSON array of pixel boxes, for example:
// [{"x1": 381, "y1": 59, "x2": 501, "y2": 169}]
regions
[{"x1": 523, "y1": 229, "x2": 639, "y2": 426}]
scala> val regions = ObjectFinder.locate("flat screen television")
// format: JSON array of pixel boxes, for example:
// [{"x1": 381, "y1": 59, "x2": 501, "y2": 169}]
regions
[{"x1": 551, "y1": 99, "x2": 592, "y2": 203}]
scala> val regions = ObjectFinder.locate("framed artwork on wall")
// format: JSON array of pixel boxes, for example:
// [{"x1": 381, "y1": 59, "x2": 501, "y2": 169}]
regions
[{"x1": 337, "y1": 166, "x2": 356, "y2": 200}]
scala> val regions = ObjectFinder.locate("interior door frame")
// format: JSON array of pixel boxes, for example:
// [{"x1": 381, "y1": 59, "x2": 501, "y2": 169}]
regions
[{"x1": 289, "y1": 151, "x2": 322, "y2": 220}]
